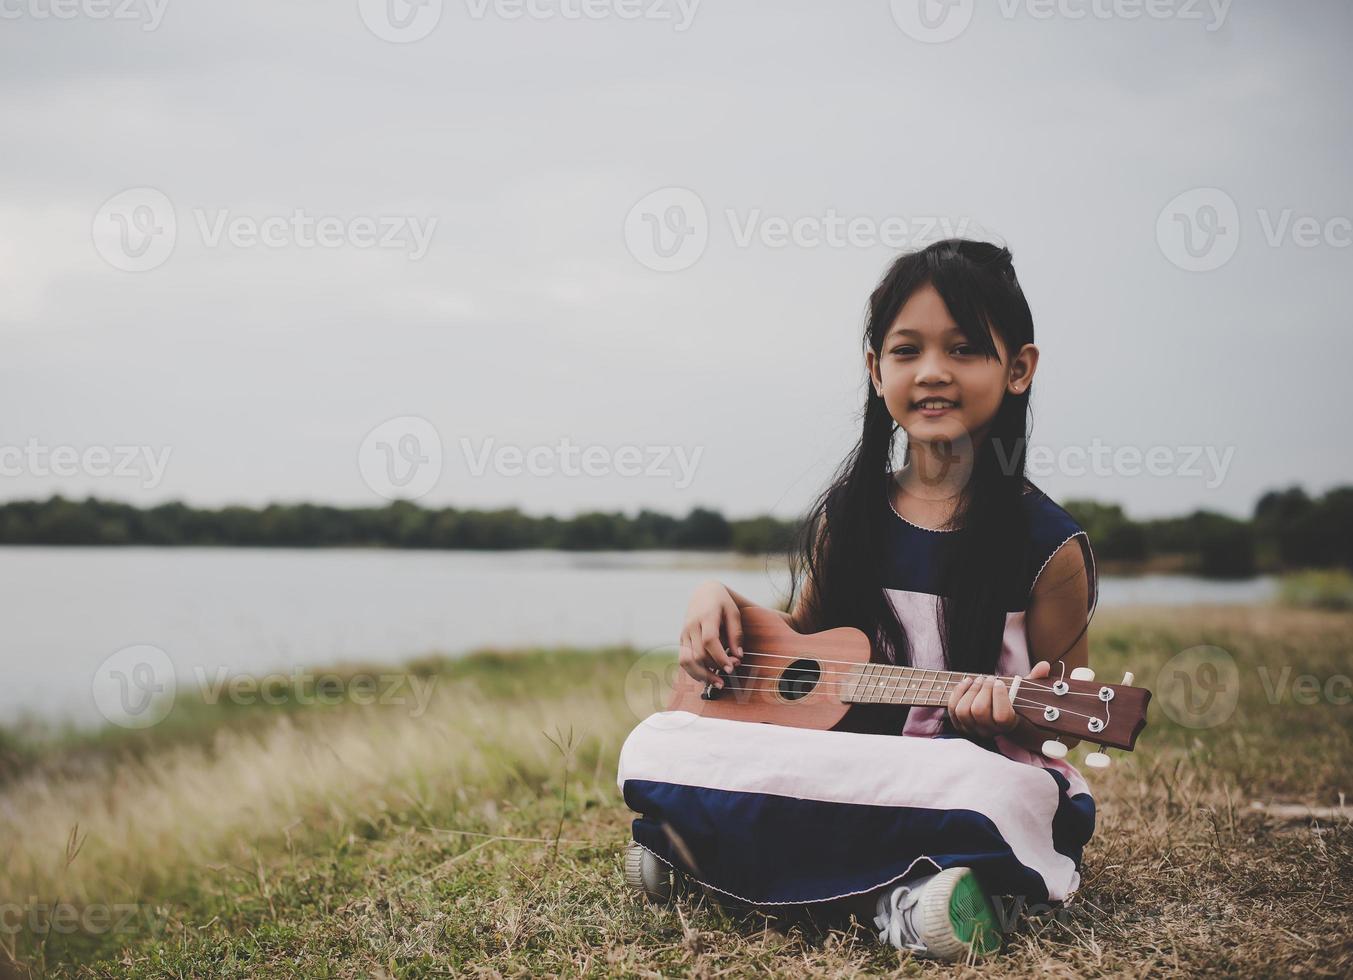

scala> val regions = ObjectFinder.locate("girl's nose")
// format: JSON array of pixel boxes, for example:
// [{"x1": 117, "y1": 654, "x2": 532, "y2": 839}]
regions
[{"x1": 915, "y1": 355, "x2": 953, "y2": 385}]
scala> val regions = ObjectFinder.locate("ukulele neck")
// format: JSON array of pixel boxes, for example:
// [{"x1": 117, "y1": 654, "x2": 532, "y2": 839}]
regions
[{"x1": 839, "y1": 663, "x2": 1015, "y2": 707}]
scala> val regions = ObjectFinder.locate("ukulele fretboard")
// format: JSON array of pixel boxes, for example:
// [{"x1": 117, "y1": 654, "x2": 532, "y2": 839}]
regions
[{"x1": 841, "y1": 664, "x2": 1008, "y2": 706}]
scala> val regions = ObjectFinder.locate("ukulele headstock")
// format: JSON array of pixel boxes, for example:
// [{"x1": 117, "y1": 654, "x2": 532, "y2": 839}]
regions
[{"x1": 1012, "y1": 667, "x2": 1151, "y2": 756}]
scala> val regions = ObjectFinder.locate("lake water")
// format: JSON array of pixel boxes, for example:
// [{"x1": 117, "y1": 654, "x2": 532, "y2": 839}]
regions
[{"x1": 0, "y1": 547, "x2": 1278, "y2": 726}]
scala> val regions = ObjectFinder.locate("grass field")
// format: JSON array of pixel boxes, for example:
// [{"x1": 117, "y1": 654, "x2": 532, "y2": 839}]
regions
[{"x1": 3, "y1": 604, "x2": 1352, "y2": 978}]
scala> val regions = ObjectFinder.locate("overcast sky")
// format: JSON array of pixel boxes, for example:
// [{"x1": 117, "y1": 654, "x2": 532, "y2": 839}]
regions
[{"x1": 2, "y1": 0, "x2": 1350, "y2": 522}]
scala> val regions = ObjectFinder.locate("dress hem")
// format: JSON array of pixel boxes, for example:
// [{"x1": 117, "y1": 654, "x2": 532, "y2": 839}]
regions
[{"x1": 635, "y1": 843, "x2": 945, "y2": 908}]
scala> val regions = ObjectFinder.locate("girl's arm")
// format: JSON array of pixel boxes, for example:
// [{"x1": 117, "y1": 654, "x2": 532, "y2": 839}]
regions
[
  {"x1": 1007, "y1": 538, "x2": 1093, "y2": 751},
  {"x1": 723, "y1": 584, "x2": 804, "y2": 630}
]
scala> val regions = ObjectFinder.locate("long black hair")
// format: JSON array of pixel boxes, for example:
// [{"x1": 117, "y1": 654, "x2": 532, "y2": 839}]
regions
[{"x1": 787, "y1": 238, "x2": 1093, "y2": 675}]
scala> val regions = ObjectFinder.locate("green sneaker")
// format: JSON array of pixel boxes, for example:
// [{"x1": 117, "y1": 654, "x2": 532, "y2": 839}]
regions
[{"x1": 873, "y1": 867, "x2": 1003, "y2": 961}]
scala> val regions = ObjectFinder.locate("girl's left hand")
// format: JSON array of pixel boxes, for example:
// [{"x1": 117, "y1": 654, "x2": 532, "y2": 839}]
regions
[{"x1": 947, "y1": 661, "x2": 1053, "y2": 738}]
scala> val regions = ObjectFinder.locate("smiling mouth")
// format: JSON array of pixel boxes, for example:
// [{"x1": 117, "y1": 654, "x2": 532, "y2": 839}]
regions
[{"x1": 912, "y1": 399, "x2": 959, "y2": 411}]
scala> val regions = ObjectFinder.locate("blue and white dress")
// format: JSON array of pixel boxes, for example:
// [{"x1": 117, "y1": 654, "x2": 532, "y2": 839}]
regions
[{"x1": 617, "y1": 484, "x2": 1098, "y2": 908}]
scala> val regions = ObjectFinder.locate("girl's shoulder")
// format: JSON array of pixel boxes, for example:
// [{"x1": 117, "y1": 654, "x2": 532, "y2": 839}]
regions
[
  {"x1": 1019, "y1": 482, "x2": 1096, "y2": 605},
  {"x1": 1019, "y1": 481, "x2": 1086, "y2": 548}
]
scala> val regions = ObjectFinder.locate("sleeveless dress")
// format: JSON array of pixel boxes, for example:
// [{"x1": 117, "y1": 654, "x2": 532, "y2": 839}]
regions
[{"x1": 617, "y1": 485, "x2": 1098, "y2": 908}]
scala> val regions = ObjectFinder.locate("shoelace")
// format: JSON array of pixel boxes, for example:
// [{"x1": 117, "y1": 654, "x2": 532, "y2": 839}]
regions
[{"x1": 874, "y1": 883, "x2": 926, "y2": 952}]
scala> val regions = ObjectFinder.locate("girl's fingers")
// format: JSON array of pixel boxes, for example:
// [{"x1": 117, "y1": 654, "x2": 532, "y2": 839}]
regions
[
  {"x1": 677, "y1": 635, "x2": 699, "y2": 683},
  {"x1": 946, "y1": 676, "x2": 970, "y2": 715},
  {"x1": 724, "y1": 604, "x2": 744, "y2": 659},
  {"x1": 950, "y1": 677, "x2": 976, "y2": 732},
  {"x1": 725, "y1": 609, "x2": 746, "y2": 668},
  {"x1": 992, "y1": 678, "x2": 1016, "y2": 730},
  {"x1": 1028, "y1": 660, "x2": 1052, "y2": 680},
  {"x1": 680, "y1": 631, "x2": 721, "y2": 686},
  {"x1": 945, "y1": 676, "x2": 965, "y2": 726},
  {"x1": 699, "y1": 621, "x2": 735, "y2": 676},
  {"x1": 970, "y1": 676, "x2": 994, "y2": 731},
  {"x1": 678, "y1": 633, "x2": 693, "y2": 678}
]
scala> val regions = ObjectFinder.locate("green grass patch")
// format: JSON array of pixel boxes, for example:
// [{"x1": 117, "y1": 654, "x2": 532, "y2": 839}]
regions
[{"x1": 1278, "y1": 568, "x2": 1353, "y2": 611}]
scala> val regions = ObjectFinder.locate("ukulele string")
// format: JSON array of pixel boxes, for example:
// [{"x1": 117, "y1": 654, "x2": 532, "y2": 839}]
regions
[
  {"x1": 716, "y1": 663, "x2": 989, "y2": 701},
  {"x1": 692, "y1": 678, "x2": 1103, "y2": 723},
  {"x1": 703, "y1": 668, "x2": 1110, "y2": 723},
  {"x1": 709, "y1": 647, "x2": 1006, "y2": 677},
  {"x1": 708, "y1": 651, "x2": 1107, "y2": 699}
]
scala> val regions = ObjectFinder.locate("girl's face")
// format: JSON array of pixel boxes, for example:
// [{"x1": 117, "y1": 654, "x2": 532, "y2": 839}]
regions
[{"x1": 866, "y1": 282, "x2": 1038, "y2": 447}]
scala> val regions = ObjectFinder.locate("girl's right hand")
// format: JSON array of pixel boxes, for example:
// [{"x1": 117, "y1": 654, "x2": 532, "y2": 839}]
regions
[{"x1": 678, "y1": 580, "x2": 743, "y2": 687}]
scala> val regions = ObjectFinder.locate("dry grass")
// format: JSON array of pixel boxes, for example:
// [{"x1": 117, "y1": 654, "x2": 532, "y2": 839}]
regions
[{"x1": 2, "y1": 607, "x2": 1351, "y2": 978}]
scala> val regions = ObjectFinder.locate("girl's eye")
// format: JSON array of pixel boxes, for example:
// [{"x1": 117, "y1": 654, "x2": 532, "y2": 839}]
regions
[{"x1": 891, "y1": 344, "x2": 976, "y2": 357}]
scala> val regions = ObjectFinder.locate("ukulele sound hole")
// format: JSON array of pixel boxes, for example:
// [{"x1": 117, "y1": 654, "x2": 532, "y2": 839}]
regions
[{"x1": 777, "y1": 659, "x2": 821, "y2": 701}]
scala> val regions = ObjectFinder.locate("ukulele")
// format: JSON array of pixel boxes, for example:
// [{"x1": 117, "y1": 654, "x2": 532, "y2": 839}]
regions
[{"x1": 667, "y1": 606, "x2": 1150, "y2": 770}]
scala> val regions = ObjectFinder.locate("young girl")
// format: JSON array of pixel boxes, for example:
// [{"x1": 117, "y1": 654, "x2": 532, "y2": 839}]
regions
[{"x1": 617, "y1": 239, "x2": 1098, "y2": 961}]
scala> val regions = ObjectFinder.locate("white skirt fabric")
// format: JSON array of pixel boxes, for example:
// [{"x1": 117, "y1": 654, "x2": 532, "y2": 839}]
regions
[{"x1": 617, "y1": 711, "x2": 1095, "y2": 906}]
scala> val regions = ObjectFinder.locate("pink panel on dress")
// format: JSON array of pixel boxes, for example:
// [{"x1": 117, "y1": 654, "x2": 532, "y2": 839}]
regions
[{"x1": 885, "y1": 588, "x2": 1090, "y2": 798}]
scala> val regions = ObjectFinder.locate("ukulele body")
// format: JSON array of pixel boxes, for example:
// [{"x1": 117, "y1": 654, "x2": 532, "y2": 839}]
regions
[{"x1": 666, "y1": 606, "x2": 910, "y2": 736}]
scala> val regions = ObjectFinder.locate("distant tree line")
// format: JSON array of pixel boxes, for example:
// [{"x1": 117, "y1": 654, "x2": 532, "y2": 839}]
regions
[
  {"x1": 1063, "y1": 485, "x2": 1353, "y2": 578},
  {"x1": 0, "y1": 496, "x2": 796, "y2": 555},
  {"x1": 0, "y1": 486, "x2": 1349, "y2": 576}
]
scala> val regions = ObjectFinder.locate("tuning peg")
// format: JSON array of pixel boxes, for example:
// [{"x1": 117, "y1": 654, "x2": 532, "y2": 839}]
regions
[
  {"x1": 1084, "y1": 750, "x2": 1111, "y2": 769},
  {"x1": 1121, "y1": 671, "x2": 1135, "y2": 686},
  {"x1": 1041, "y1": 740, "x2": 1068, "y2": 760},
  {"x1": 1070, "y1": 667, "x2": 1095, "y2": 682}
]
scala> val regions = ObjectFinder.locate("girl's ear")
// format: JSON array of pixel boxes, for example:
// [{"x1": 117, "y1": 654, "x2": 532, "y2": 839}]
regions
[
  {"x1": 865, "y1": 349, "x2": 882, "y2": 393},
  {"x1": 1008, "y1": 343, "x2": 1039, "y2": 394}
]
